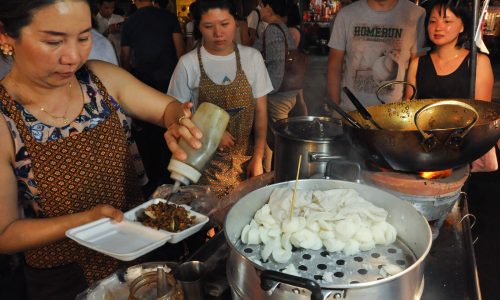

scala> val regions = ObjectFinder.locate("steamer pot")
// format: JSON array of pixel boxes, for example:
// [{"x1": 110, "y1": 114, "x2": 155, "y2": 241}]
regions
[
  {"x1": 273, "y1": 117, "x2": 346, "y2": 182},
  {"x1": 224, "y1": 179, "x2": 432, "y2": 300}
]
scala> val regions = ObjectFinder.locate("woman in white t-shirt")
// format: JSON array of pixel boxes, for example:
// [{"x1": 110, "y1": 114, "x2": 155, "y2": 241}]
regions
[{"x1": 168, "y1": 0, "x2": 273, "y2": 197}]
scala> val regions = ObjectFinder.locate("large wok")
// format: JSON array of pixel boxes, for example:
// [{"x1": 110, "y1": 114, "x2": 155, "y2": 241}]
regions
[{"x1": 342, "y1": 99, "x2": 500, "y2": 172}]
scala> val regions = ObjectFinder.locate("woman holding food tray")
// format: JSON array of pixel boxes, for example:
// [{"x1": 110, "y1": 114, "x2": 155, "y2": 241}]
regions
[{"x1": 0, "y1": 0, "x2": 202, "y2": 298}]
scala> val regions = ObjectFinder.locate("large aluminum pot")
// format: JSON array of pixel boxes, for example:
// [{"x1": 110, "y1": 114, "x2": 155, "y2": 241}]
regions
[
  {"x1": 343, "y1": 99, "x2": 500, "y2": 172},
  {"x1": 273, "y1": 117, "x2": 346, "y2": 182},
  {"x1": 224, "y1": 179, "x2": 432, "y2": 300}
]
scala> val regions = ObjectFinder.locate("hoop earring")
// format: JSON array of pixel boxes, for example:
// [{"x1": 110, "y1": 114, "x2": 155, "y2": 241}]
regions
[{"x1": 0, "y1": 44, "x2": 14, "y2": 56}]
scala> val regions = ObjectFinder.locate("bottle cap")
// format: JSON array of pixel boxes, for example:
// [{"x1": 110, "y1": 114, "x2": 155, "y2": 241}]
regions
[{"x1": 168, "y1": 159, "x2": 202, "y2": 185}]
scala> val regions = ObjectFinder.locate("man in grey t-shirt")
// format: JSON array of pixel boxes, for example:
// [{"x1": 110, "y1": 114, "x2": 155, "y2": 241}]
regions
[{"x1": 327, "y1": 0, "x2": 426, "y2": 112}]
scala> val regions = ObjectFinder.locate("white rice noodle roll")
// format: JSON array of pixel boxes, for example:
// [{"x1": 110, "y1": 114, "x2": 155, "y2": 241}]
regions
[
  {"x1": 314, "y1": 189, "x2": 359, "y2": 211},
  {"x1": 281, "y1": 232, "x2": 292, "y2": 252},
  {"x1": 307, "y1": 211, "x2": 337, "y2": 231},
  {"x1": 383, "y1": 223, "x2": 397, "y2": 245},
  {"x1": 258, "y1": 226, "x2": 271, "y2": 244},
  {"x1": 272, "y1": 247, "x2": 293, "y2": 264},
  {"x1": 335, "y1": 218, "x2": 359, "y2": 240},
  {"x1": 371, "y1": 222, "x2": 388, "y2": 245},
  {"x1": 241, "y1": 224, "x2": 251, "y2": 244},
  {"x1": 380, "y1": 264, "x2": 403, "y2": 277},
  {"x1": 318, "y1": 219, "x2": 335, "y2": 231},
  {"x1": 290, "y1": 228, "x2": 322, "y2": 249},
  {"x1": 254, "y1": 204, "x2": 276, "y2": 227},
  {"x1": 354, "y1": 227, "x2": 373, "y2": 243},
  {"x1": 267, "y1": 225, "x2": 282, "y2": 239},
  {"x1": 343, "y1": 239, "x2": 360, "y2": 256},
  {"x1": 261, "y1": 238, "x2": 280, "y2": 261},
  {"x1": 320, "y1": 231, "x2": 345, "y2": 253},
  {"x1": 341, "y1": 203, "x2": 387, "y2": 223},
  {"x1": 311, "y1": 234, "x2": 323, "y2": 250},
  {"x1": 306, "y1": 221, "x2": 321, "y2": 232},
  {"x1": 246, "y1": 225, "x2": 261, "y2": 245},
  {"x1": 359, "y1": 239, "x2": 376, "y2": 251},
  {"x1": 282, "y1": 216, "x2": 306, "y2": 233},
  {"x1": 283, "y1": 264, "x2": 300, "y2": 276},
  {"x1": 268, "y1": 188, "x2": 292, "y2": 220},
  {"x1": 241, "y1": 220, "x2": 259, "y2": 244},
  {"x1": 295, "y1": 190, "x2": 314, "y2": 209}
]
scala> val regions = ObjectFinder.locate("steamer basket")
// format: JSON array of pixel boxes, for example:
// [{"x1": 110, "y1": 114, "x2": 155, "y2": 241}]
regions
[{"x1": 224, "y1": 179, "x2": 432, "y2": 300}]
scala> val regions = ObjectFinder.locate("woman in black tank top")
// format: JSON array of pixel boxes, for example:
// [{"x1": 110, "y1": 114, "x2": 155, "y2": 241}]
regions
[
  {"x1": 406, "y1": 0, "x2": 493, "y2": 101},
  {"x1": 406, "y1": 0, "x2": 497, "y2": 173}
]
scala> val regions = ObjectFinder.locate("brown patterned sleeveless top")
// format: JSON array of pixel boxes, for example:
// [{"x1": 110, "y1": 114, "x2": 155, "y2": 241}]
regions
[{"x1": 0, "y1": 67, "x2": 144, "y2": 283}]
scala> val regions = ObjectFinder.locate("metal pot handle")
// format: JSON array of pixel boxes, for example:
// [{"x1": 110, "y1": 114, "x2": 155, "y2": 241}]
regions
[
  {"x1": 414, "y1": 100, "x2": 479, "y2": 152},
  {"x1": 376, "y1": 81, "x2": 417, "y2": 103},
  {"x1": 260, "y1": 270, "x2": 323, "y2": 300}
]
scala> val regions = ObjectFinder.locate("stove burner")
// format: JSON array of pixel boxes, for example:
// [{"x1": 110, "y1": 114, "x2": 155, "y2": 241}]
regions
[{"x1": 363, "y1": 165, "x2": 469, "y2": 197}]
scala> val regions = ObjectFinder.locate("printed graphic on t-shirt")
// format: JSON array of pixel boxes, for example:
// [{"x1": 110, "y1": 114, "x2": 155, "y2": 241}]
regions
[
  {"x1": 351, "y1": 24, "x2": 404, "y2": 98},
  {"x1": 222, "y1": 75, "x2": 232, "y2": 85}
]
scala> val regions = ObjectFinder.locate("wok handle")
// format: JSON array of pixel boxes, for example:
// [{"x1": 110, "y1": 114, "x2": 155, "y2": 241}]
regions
[
  {"x1": 260, "y1": 270, "x2": 324, "y2": 300},
  {"x1": 376, "y1": 81, "x2": 417, "y2": 103},
  {"x1": 414, "y1": 100, "x2": 479, "y2": 151}
]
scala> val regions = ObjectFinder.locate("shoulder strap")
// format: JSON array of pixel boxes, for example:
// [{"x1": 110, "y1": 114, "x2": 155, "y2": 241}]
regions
[
  {"x1": 255, "y1": 9, "x2": 261, "y2": 37},
  {"x1": 262, "y1": 23, "x2": 289, "y2": 60}
]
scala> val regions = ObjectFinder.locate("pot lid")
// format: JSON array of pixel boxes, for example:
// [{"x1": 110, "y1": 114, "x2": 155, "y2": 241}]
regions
[{"x1": 273, "y1": 116, "x2": 343, "y2": 141}]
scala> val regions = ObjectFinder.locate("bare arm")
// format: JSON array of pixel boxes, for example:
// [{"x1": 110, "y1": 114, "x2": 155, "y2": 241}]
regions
[
  {"x1": 289, "y1": 27, "x2": 300, "y2": 48},
  {"x1": 405, "y1": 56, "x2": 419, "y2": 100},
  {"x1": 239, "y1": 21, "x2": 251, "y2": 46},
  {"x1": 0, "y1": 116, "x2": 124, "y2": 254},
  {"x1": 87, "y1": 60, "x2": 202, "y2": 160},
  {"x1": 248, "y1": 28, "x2": 257, "y2": 47},
  {"x1": 475, "y1": 53, "x2": 494, "y2": 101},
  {"x1": 246, "y1": 96, "x2": 267, "y2": 178},
  {"x1": 120, "y1": 46, "x2": 131, "y2": 71},
  {"x1": 173, "y1": 32, "x2": 186, "y2": 60},
  {"x1": 327, "y1": 48, "x2": 345, "y2": 105}
]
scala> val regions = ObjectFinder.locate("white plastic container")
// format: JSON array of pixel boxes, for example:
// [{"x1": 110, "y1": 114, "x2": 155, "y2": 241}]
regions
[{"x1": 168, "y1": 102, "x2": 229, "y2": 185}]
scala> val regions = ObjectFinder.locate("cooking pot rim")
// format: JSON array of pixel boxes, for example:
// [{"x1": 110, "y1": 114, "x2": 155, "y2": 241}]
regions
[
  {"x1": 273, "y1": 116, "x2": 343, "y2": 142},
  {"x1": 223, "y1": 179, "x2": 432, "y2": 289}
]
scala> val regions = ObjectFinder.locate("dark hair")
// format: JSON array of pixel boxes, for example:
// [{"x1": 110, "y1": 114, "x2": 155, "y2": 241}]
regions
[
  {"x1": 286, "y1": 3, "x2": 301, "y2": 27},
  {"x1": 196, "y1": 0, "x2": 236, "y2": 18},
  {"x1": 97, "y1": 0, "x2": 115, "y2": 5},
  {"x1": 262, "y1": 0, "x2": 287, "y2": 17},
  {"x1": 0, "y1": 0, "x2": 90, "y2": 39},
  {"x1": 425, "y1": 0, "x2": 470, "y2": 49},
  {"x1": 194, "y1": 0, "x2": 236, "y2": 32}
]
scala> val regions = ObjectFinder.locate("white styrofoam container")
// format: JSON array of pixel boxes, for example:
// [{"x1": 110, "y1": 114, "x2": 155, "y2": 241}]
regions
[{"x1": 66, "y1": 199, "x2": 209, "y2": 261}]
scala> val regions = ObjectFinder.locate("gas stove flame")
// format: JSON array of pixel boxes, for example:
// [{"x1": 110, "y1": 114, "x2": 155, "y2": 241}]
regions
[{"x1": 419, "y1": 169, "x2": 453, "y2": 179}]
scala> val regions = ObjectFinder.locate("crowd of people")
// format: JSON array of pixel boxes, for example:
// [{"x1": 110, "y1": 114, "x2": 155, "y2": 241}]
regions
[{"x1": 0, "y1": 0, "x2": 498, "y2": 299}]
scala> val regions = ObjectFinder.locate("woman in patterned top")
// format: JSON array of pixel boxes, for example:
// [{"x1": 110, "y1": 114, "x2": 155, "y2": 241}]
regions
[{"x1": 0, "y1": 0, "x2": 201, "y2": 299}]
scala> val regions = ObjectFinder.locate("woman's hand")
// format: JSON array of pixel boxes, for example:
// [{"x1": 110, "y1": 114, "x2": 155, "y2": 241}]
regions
[
  {"x1": 218, "y1": 131, "x2": 235, "y2": 152},
  {"x1": 246, "y1": 156, "x2": 264, "y2": 178},
  {"x1": 165, "y1": 102, "x2": 203, "y2": 160},
  {"x1": 89, "y1": 204, "x2": 124, "y2": 222}
]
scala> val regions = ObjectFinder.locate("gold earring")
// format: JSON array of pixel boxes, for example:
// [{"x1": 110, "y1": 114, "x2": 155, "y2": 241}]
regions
[{"x1": 0, "y1": 44, "x2": 13, "y2": 56}]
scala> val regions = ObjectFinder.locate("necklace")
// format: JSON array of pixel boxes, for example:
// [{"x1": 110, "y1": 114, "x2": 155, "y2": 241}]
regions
[{"x1": 38, "y1": 80, "x2": 85, "y2": 125}]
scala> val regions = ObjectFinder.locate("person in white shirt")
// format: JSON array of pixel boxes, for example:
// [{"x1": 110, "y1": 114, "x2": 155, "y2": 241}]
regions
[
  {"x1": 168, "y1": 0, "x2": 273, "y2": 197},
  {"x1": 95, "y1": 0, "x2": 124, "y2": 59},
  {"x1": 247, "y1": 0, "x2": 268, "y2": 46}
]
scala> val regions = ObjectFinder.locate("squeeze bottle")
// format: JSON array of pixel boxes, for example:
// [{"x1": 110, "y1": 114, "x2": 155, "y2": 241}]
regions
[{"x1": 168, "y1": 102, "x2": 230, "y2": 188}]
